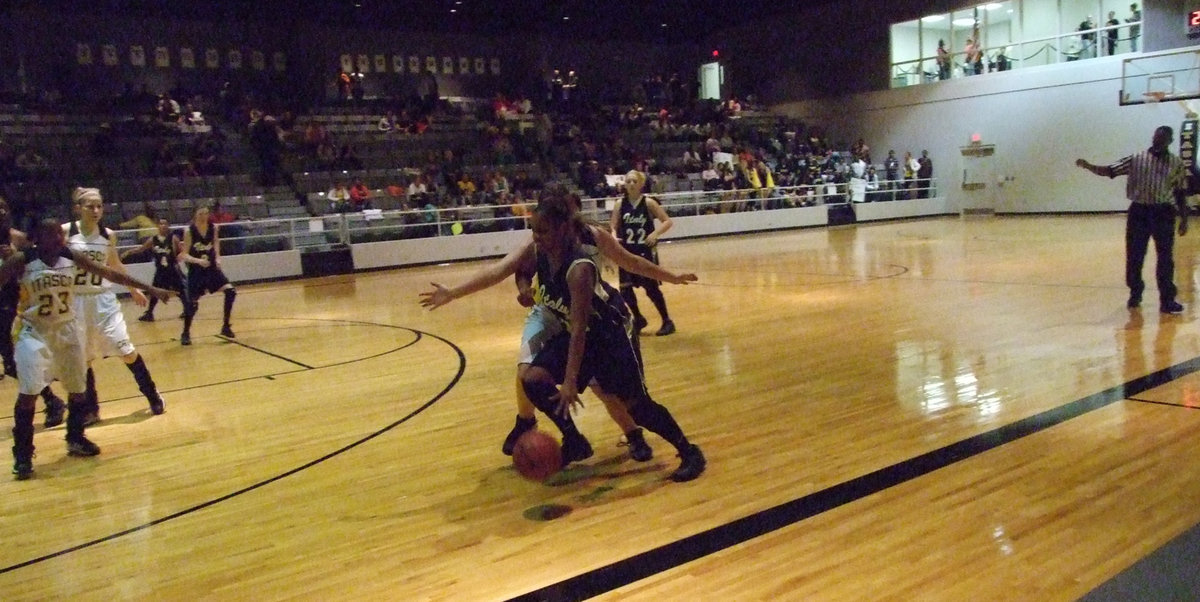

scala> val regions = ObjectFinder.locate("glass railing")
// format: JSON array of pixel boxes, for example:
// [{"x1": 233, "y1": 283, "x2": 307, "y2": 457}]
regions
[{"x1": 113, "y1": 178, "x2": 940, "y2": 256}]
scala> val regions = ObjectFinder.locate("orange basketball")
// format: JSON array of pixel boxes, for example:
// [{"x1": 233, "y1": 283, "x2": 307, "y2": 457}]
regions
[{"x1": 512, "y1": 430, "x2": 562, "y2": 482}]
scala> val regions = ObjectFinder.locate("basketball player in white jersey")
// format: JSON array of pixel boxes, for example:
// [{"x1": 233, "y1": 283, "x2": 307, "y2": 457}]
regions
[
  {"x1": 3, "y1": 219, "x2": 172, "y2": 480},
  {"x1": 0, "y1": 195, "x2": 67, "y2": 427},
  {"x1": 67, "y1": 188, "x2": 168, "y2": 423}
]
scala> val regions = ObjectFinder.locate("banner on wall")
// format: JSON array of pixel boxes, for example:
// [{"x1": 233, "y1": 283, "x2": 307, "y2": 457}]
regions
[
  {"x1": 441, "y1": 56, "x2": 453, "y2": 74},
  {"x1": 205, "y1": 48, "x2": 220, "y2": 69},
  {"x1": 340, "y1": 54, "x2": 353, "y2": 73},
  {"x1": 474, "y1": 57, "x2": 485, "y2": 75},
  {"x1": 408, "y1": 55, "x2": 420, "y2": 73},
  {"x1": 392, "y1": 54, "x2": 404, "y2": 73},
  {"x1": 154, "y1": 46, "x2": 170, "y2": 68},
  {"x1": 489, "y1": 57, "x2": 500, "y2": 75},
  {"x1": 130, "y1": 45, "x2": 145, "y2": 67},
  {"x1": 180, "y1": 48, "x2": 195, "y2": 69},
  {"x1": 425, "y1": 56, "x2": 437, "y2": 72},
  {"x1": 76, "y1": 43, "x2": 92, "y2": 65},
  {"x1": 356, "y1": 54, "x2": 369, "y2": 72},
  {"x1": 251, "y1": 50, "x2": 265, "y2": 71},
  {"x1": 228, "y1": 49, "x2": 242, "y2": 69},
  {"x1": 374, "y1": 55, "x2": 386, "y2": 73},
  {"x1": 273, "y1": 51, "x2": 286, "y2": 72},
  {"x1": 458, "y1": 57, "x2": 470, "y2": 74},
  {"x1": 102, "y1": 44, "x2": 118, "y2": 66}
]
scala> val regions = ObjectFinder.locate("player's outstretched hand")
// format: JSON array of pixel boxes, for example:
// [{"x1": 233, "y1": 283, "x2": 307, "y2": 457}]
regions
[
  {"x1": 1075, "y1": 158, "x2": 1088, "y2": 169},
  {"x1": 148, "y1": 287, "x2": 173, "y2": 303},
  {"x1": 668, "y1": 272, "x2": 698, "y2": 285},
  {"x1": 549, "y1": 386, "x2": 583, "y2": 419},
  {"x1": 419, "y1": 283, "x2": 454, "y2": 310}
]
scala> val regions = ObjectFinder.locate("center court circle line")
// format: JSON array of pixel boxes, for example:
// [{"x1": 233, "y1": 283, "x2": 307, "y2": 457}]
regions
[{"x1": 0, "y1": 320, "x2": 467, "y2": 575}]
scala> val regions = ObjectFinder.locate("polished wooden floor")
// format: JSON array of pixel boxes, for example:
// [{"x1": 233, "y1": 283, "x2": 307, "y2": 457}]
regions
[{"x1": 2, "y1": 214, "x2": 1200, "y2": 600}]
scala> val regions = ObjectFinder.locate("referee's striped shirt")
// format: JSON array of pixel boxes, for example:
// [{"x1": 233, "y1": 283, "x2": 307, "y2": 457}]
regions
[{"x1": 1108, "y1": 149, "x2": 1187, "y2": 205}]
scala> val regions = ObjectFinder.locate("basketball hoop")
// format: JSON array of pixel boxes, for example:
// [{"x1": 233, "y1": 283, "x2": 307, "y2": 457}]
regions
[{"x1": 1144, "y1": 91, "x2": 1168, "y2": 103}]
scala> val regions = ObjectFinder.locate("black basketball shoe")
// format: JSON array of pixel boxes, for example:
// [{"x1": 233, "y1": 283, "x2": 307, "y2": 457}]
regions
[
  {"x1": 622, "y1": 428, "x2": 653, "y2": 462},
  {"x1": 66, "y1": 436, "x2": 101, "y2": 457},
  {"x1": 11, "y1": 446, "x2": 33, "y2": 480},
  {"x1": 502, "y1": 415, "x2": 537, "y2": 456},
  {"x1": 561, "y1": 432, "x2": 594, "y2": 465},
  {"x1": 669, "y1": 444, "x2": 706, "y2": 482},
  {"x1": 43, "y1": 394, "x2": 66, "y2": 428}
]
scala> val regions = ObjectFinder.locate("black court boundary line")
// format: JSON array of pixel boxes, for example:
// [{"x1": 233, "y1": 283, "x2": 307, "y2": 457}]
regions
[
  {"x1": 0, "y1": 326, "x2": 466, "y2": 575},
  {"x1": 1127, "y1": 396, "x2": 1200, "y2": 410},
  {"x1": 0, "y1": 320, "x2": 424, "y2": 422},
  {"x1": 216, "y1": 336, "x2": 314, "y2": 369},
  {"x1": 510, "y1": 356, "x2": 1200, "y2": 601}
]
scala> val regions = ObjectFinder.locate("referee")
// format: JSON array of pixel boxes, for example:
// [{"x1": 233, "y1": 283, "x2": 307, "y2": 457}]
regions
[{"x1": 1077, "y1": 125, "x2": 1189, "y2": 314}]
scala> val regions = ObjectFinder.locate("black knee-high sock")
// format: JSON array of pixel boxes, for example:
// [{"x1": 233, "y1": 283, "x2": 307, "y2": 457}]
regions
[
  {"x1": 66, "y1": 399, "x2": 88, "y2": 440},
  {"x1": 621, "y1": 287, "x2": 643, "y2": 319},
  {"x1": 40, "y1": 386, "x2": 58, "y2": 402},
  {"x1": 13, "y1": 402, "x2": 34, "y2": 452},
  {"x1": 643, "y1": 282, "x2": 671, "y2": 322},
  {"x1": 627, "y1": 398, "x2": 690, "y2": 454},
  {"x1": 146, "y1": 297, "x2": 159, "y2": 315},
  {"x1": 125, "y1": 355, "x2": 158, "y2": 400},
  {"x1": 223, "y1": 288, "x2": 236, "y2": 328},
  {"x1": 182, "y1": 301, "x2": 197, "y2": 335},
  {"x1": 521, "y1": 379, "x2": 581, "y2": 437},
  {"x1": 85, "y1": 368, "x2": 98, "y2": 412}
]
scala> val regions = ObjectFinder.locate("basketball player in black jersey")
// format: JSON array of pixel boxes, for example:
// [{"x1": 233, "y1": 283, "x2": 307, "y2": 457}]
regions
[
  {"x1": 523, "y1": 191, "x2": 704, "y2": 481},
  {"x1": 421, "y1": 196, "x2": 697, "y2": 464},
  {"x1": 121, "y1": 218, "x2": 189, "y2": 322},
  {"x1": 0, "y1": 196, "x2": 67, "y2": 427},
  {"x1": 611, "y1": 170, "x2": 678, "y2": 336},
  {"x1": 179, "y1": 205, "x2": 237, "y2": 346}
]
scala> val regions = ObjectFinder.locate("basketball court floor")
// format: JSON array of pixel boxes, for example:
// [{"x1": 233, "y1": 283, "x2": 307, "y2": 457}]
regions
[{"x1": 2, "y1": 214, "x2": 1199, "y2": 600}]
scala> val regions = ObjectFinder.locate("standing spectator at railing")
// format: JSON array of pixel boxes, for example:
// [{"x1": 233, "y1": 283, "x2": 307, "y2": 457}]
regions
[
  {"x1": 1106, "y1": 11, "x2": 1121, "y2": 56},
  {"x1": 1078, "y1": 16, "x2": 1098, "y2": 60},
  {"x1": 936, "y1": 39, "x2": 951, "y2": 80},
  {"x1": 349, "y1": 179, "x2": 372, "y2": 210},
  {"x1": 210, "y1": 201, "x2": 236, "y2": 224},
  {"x1": 14, "y1": 147, "x2": 48, "y2": 180},
  {"x1": 250, "y1": 115, "x2": 284, "y2": 186},
  {"x1": 964, "y1": 26, "x2": 983, "y2": 75},
  {"x1": 903, "y1": 151, "x2": 920, "y2": 200},
  {"x1": 1127, "y1": 3, "x2": 1141, "y2": 52},
  {"x1": 917, "y1": 150, "x2": 934, "y2": 199},
  {"x1": 865, "y1": 166, "x2": 883, "y2": 202},
  {"x1": 884, "y1": 150, "x2": 900, "y2": 200}
]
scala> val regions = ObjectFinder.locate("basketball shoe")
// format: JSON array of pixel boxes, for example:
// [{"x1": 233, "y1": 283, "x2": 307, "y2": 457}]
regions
[
  {"x1": 622, "y1": 428, "x2": 653, "y2": 462},
  {"x1": 669, "y1": 444, "x2": 706, "y2": 482},
  {"x1": 66, "y1": 436, "x2": 101, "y2": 457},
  {"x1": 502, "y1": 415, "x2": 537, "y2": 456}
]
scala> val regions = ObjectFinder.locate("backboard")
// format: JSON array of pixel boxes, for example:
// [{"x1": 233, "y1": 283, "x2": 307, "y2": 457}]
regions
[{"x1": 1120, "y1": 48, "x2": 1200, "y2": 106}]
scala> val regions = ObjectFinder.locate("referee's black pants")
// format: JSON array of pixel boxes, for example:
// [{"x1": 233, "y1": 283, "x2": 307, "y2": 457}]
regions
[{"x1": 1126, "y1": 202, "x2": 1178, "y2": 305}]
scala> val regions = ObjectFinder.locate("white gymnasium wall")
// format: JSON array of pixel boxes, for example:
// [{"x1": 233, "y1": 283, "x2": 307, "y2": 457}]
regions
[{"x1": 774, "y1": 50, "x2": 1190, "y2": 213}]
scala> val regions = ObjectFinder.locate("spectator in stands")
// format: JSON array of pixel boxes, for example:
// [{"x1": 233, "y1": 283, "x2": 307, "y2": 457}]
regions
[
  {"x1": 157, "y1": 93, "x2": 181, "y2": 122},
  {"x1": 917, "y1": 151, "x2": 934, "y2": 199},
  {"x1": 1128, "y1": 3, "x2": 1142, "y2": 52},
  {"x1": 334, "y1": 144, "x2": 363, "y2": 171},
  {"x1": 209, "y1": 202, "x2": 237, "y2": 224},
  {"x1": 455, "y1": 173, "x2": 477, "y2": 204},
  {"x1": 379, "y1": 111, "x2": 396, "y2": 132},
  {"x1": 1078, "y1": 16, "x2": 1097, "y2": 60},
  {"x1": 1106, "y1": 11, "x2": 1121, "y2": 56},
  {"x1": 90, "y1": 123, "x2": 115, "y2": 158},
  {"x1": 119, "y1": 202, "x2": 159, "y2": 240},
  {"x1": 13, "y1": 147, "x2": 48, "y2": 180},
  {"x1": 328, "y1": 181, "x2": 351, "y2": 213},
  {"x1": 250, "y1": 115, "x2": 284, "y2": 186},
  {"x1": 349, "y1": 179, "x2": 372, "y2": 210},
  {"x1": 316, "y1": 139, "x2": 337, "y2": 169},
  {"x1": 489, "y1": 171, "x2": 510, "y2": 200},
  {"x1": 407, "y1": 174, "x2": 430, "y2": 206},
  {"x1": 305, "y1": 122, "x2": 329, "y2": 152},
  {"x1": 338, "y1": 71, "x2": 352, "y2": 100}
]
